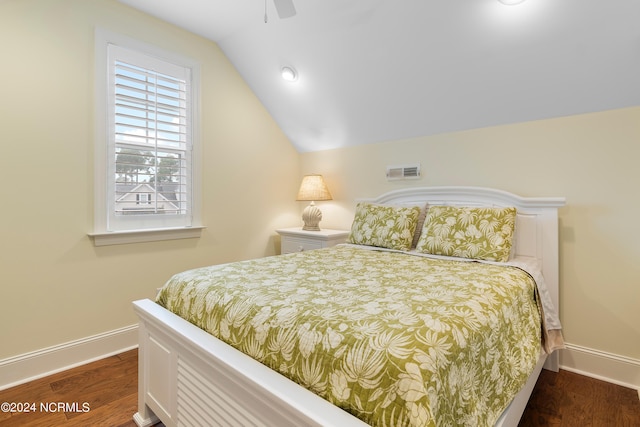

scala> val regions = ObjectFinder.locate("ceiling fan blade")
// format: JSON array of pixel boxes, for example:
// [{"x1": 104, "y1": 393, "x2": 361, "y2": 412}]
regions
[{"x1": 273, "y1": 0, "x2": 296, "y2": 19}]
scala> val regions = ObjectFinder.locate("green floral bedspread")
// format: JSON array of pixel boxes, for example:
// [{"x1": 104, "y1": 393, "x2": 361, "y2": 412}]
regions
[{"x1": 157, "y1": 245, "x2": 542, "y2": 427}]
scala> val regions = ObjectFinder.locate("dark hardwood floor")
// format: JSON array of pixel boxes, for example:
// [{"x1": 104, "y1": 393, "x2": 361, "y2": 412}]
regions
[
  {"x1": 520, "y1": 368, "x2": 640, "y2": 427},
  {"x1": 0, "y1": 349, "x2": 638, "y2": 426},
  {"x1": 0, "y1": 350, "x2": 138, "y2": 427}
]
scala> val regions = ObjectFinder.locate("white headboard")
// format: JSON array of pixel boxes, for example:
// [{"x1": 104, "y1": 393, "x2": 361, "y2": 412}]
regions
[
  {"x1": 361, "y1": 186, "x2": 566, "y2": 347},
  {"x1": 362, "y1": 186, "x2": 565, "y2": 260}
]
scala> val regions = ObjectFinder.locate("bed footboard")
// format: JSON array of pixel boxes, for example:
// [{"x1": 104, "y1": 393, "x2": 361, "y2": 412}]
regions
[
  {"x1": 133, "y1": 298, "x2": 547, "y2": 427},
  {"x1": 132, "y1": 299, "x2": 369, "y2": 427}
]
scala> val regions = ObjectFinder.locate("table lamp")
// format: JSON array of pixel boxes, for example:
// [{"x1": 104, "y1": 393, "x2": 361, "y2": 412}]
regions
[{"x1": 296, "y1": 174, "x2": 332, "y2": 231}]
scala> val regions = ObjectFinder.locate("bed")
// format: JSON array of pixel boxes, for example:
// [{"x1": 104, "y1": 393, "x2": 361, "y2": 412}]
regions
[{"x1": 132, "y1": 186, "x2": 565, "y2": 427}]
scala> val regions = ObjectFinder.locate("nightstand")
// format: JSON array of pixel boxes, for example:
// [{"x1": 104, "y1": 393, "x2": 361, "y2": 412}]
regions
[{"x1": 276, "y1": 227, "x2": 350, "y2": 254}]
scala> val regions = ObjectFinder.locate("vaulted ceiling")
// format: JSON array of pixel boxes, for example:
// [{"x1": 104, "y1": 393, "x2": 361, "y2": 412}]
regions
[{"x1": 118, "y1": 0, "x2": 640, "y2": 152}]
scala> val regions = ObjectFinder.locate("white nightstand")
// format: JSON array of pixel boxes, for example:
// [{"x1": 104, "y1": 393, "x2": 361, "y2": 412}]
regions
[{"x1": 276, "y1": 227, "x2": 350, "y2": 254}]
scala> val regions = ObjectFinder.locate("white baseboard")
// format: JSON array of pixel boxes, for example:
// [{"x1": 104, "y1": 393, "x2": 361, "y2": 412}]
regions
[
  {"x1": 0, "y1": 325, "x2": 138, "y2": 391},
  {"x1": 560, "y1": 343, "x2": 640, "y2": 391},
  {"x1": 2, "y1": 328, "x2": 637, "y2": 396}
]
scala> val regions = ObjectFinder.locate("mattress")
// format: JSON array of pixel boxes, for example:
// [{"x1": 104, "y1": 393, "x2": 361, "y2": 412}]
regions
[{"x1": 157, "y1": 245, "x2": 544, "y2": 427}]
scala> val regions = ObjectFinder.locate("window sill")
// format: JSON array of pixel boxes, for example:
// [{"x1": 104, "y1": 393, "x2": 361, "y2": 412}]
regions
[{"x1": 88, "y1": 226, "x2": 206, "y2": 247}]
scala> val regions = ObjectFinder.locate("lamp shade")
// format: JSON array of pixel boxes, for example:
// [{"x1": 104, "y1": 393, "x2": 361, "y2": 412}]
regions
[{"x1": 296, "y1": 174, "x2": 332, "y2": 201}]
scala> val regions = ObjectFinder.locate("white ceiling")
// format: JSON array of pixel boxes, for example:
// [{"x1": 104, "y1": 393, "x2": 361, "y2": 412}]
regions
[{"x1": 119, "y1": 0, "x2": 640, "y2": 152}]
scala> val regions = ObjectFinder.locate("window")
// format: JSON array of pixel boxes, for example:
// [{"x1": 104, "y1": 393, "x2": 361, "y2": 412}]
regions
[
  {"x1": 136, "y1": 193, "x2": 151, "y2": 205},
  {"x1": 92, "y1": 30, "x2": 202, "y2": 245},
  {"x1": 110, "y1": 52, "x2": 189, "y2": 225}
]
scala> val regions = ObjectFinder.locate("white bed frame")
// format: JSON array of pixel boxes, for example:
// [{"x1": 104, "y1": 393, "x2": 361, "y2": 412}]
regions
[{"x1": 132, "y1": 186, "x2": 565, "y2": 427}]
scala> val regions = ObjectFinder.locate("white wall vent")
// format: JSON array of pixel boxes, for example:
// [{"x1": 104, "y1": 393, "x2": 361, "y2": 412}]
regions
[{"x1": 386, "y1": 164, "x2": 421, "y2": 180}]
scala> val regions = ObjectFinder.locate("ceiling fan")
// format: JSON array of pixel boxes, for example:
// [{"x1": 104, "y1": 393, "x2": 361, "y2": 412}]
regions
[{"x1": 265, "y1": 0, "x2": 296, "y2": 22}]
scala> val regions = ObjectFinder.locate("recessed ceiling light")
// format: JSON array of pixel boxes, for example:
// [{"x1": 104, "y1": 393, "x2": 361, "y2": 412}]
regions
[
  {"x1": 281, "y1": 66, "x2": 297, "y2": 82},
  {"x1": 498, "y1": 0, "x2": 526, "y2": 4}
]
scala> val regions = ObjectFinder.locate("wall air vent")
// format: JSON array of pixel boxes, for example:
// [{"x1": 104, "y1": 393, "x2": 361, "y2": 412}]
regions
[{"x1": 386, "y1": 164, "x2": 421, "y2": 181}]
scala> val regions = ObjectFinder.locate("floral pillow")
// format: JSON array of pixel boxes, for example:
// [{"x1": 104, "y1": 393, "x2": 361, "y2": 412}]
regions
[
  {"x1": 348, "y1": 203, "x2": 422, "y2": 251},
  {"x1": 415, "y1": 206, "x2": 516, "y2": 262}
]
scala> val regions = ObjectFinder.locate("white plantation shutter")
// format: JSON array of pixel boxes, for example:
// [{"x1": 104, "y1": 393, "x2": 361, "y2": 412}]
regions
[{"x1": 106, "y1": 44, "x2": 193, "y2": 231}]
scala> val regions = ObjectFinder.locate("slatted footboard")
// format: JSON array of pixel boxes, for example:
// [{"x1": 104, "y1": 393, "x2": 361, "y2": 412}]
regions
[{"x1": 132, "y1": 298, "x2": 369, "y2": 427}]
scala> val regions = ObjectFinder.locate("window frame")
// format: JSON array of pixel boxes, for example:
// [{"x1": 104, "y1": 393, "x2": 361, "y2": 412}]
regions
[{"x1": 91, "y1": 29, "x2": 203, "y2": 246}]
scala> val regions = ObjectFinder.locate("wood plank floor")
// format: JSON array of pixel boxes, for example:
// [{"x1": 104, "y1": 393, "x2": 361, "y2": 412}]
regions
[
  {"x1": 0, "y1": 350, "x2": 138, "y2": 427},
  {"x1": 520, "y1": 368, "x2": 640, "y2": 427},
  {"x1": 0, "y1": 349, "x2": 638, "y2": 426}
]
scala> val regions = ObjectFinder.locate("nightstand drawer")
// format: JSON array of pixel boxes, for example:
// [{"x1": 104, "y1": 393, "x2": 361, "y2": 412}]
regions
[
  {"x1": 276, "y1": 228, "x2": 350, "y2": 255},
  {"x1": 281, "y1": 237, "x2": 323, "y2": 254}
]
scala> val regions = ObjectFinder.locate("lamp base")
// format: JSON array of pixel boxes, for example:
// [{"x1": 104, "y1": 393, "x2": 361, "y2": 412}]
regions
[{"x1": 301, "y1": 202, "x2": 322, "y2": 231}]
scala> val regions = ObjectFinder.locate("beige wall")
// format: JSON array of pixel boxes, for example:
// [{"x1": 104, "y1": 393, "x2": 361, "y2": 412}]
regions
[
  {"x1": 1, "y1": 0, "x2": 637, "y2": 372},
  {"x1": 301, "y1": 107, "x2": 640, "y2": 361},
  {"x1": 0, "y1": 0, "x2": 300, "y2": 359}
]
